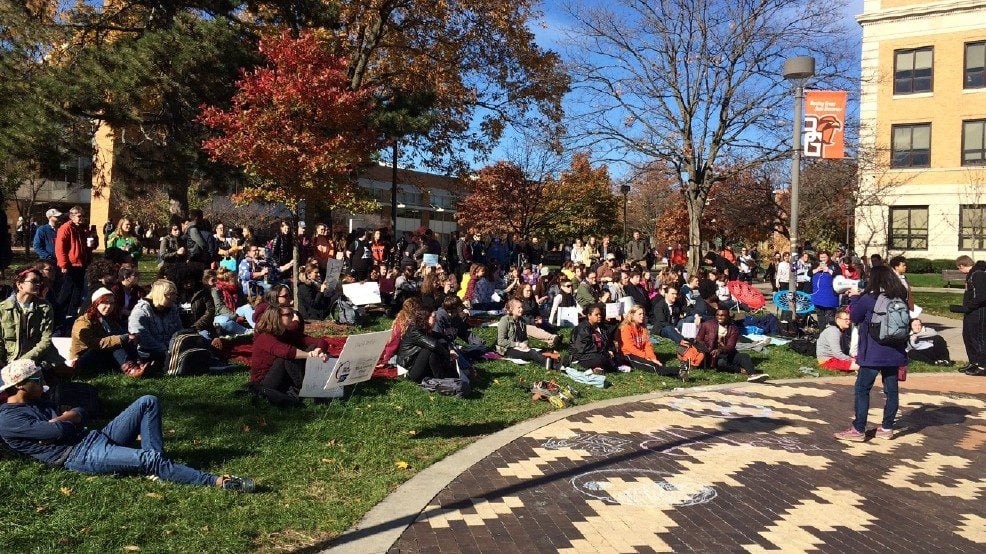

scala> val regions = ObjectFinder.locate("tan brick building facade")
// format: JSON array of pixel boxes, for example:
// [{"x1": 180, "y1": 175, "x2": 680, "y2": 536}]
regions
[{"x1": 856, "y1": 0, "x2": 986, "y2": 259}]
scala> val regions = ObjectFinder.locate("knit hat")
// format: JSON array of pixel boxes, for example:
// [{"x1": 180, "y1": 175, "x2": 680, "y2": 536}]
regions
[
  {"x1": 91, "y1": 287, "x2": 114, "y2": 305},
  {"x1": 0, "y1": 359, "x2": 41, "y2": 392}
]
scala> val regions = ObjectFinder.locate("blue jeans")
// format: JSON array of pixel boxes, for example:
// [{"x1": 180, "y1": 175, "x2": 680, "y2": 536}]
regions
[
  {"x1": 235, "y1": 305, "x2": 255, "y2": 329},
  {"x1": 65, "y1": 395, "x2": 216, "y2": 486},
  {"x1": 658, "y1": 325, "x2": 684, "y2": 343},
  {"x1": 215, "y1": 315, "x2": 252, "y2": 336},
  {"x1": 852, "y1": 366, "x2": 899, "y2": 432}
]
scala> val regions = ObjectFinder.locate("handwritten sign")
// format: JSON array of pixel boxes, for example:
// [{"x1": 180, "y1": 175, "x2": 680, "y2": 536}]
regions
[{"x1": 342, "y1": 282, "x2": 382, "y2": 305}]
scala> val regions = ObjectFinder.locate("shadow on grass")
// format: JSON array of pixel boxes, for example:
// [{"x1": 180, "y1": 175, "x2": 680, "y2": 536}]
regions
[
  {"x1": 413, "y1": 421, "x2": 514, "y2": 439},
  {"x1": 316, "y1": 416, "x2": 791, "y2": 552}
]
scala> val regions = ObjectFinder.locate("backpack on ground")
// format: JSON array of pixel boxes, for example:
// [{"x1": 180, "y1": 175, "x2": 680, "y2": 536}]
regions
[
  {"x1": 332, "y1": 298, "x2": 361, "y2": 325},
  {"x1": 47, "y1": 381, "x2": 102, "y2": 419},
  {"x1": 788, "y1": 337, "x2": 817, "y2": 357},
  {"x1": 869, "y1": 294, "x2": 909, "y2": 346},
  {"x1": 419, "y1": 377, "x2": 470, "y2": 397},
  {"x1": 165, "y1": 331, "x2": 213, "y2": 376}
]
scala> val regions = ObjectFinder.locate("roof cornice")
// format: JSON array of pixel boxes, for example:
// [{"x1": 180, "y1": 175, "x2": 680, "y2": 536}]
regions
[{"x1": 856, "y1": 0, "x2": 985, "y2": 25}]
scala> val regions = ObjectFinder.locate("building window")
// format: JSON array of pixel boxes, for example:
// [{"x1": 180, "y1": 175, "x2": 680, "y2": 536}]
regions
[
  {"x1": 894, "y1": 47, "x2": 933, "y2": 94},
  {"x1": 963, "y1": 120, "x2": 986, "y2": 166},
  {"x1": 966, "y1": 41, "x2": 986, "y2": 89},
  {"x1": 888, "y1": 206, "x2": 929, "y2": 250},
  {"x1": 960, "y1": 205, "x2": 986, "y2": 251},
  {"x1": 891, "y1": 124, "x2": 931, "y2": 168}
]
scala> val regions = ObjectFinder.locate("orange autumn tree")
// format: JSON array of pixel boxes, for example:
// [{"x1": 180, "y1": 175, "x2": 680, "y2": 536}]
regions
[
  {"x1": 200, "y1": 30, "x2": 384, "y2": 293},
  {"x1": 455, "y1": 161, "x2": 554, "y2": 237}
]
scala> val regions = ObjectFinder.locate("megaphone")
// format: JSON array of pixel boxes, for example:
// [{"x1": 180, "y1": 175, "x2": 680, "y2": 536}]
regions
[{"x1": 833, "y1": 275, "x2": 860, "y2": 294}]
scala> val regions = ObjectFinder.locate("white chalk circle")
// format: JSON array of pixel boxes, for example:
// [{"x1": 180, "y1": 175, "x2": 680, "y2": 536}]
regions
[{"x1": 571, "y1": 468, "x2": 717, "y2": 509}]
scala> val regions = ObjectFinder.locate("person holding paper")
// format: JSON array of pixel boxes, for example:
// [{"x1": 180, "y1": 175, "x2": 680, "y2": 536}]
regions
[
  {"x1": 651, "y1": 286, "x2": 686, "y2": 344},
  {"x1": 496, "y1": 300, "x2": 557, "y2": 369},
  {"x1": 396, "y1": 308, "x2": 458, "y2": 383},
  {"x1": 250, "y1": 307, "x2": 330, "y2": 399},
  {"x1": 548, "y1": 279, "x2": 578, "y2": 327},
  {"x1": 619, "y1": 305, "x2": 664, "y2": 373},
  {"x1": 569, "y1": 304, "x2": 617, "y2": 373}
]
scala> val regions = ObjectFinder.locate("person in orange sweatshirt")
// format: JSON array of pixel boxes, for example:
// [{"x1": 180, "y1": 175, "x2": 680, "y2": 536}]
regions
[{"x1": 618, "y1": 305, "x2": 665, "y2": 373}]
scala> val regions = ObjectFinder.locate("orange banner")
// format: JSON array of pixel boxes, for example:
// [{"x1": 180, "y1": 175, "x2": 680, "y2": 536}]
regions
[{"x1": 803, "y1": 90, "x2": 847, "y2": 159}]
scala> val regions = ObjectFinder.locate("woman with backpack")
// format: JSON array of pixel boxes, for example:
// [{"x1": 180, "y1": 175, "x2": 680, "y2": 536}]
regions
[{"x1": 834, "y1": 265, "x2": 909, "y2": 442}]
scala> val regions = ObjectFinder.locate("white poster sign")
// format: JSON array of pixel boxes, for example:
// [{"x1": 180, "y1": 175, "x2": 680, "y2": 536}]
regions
[
  {"x1": 300, "y1": 357, "x2": 339, "y2": 397},
  {"x1": 605, "y1": 302, "x2": 622, "y2": 320},
  {"x1": 558, "y1": 306, "x2": 581, "y2": 328},
  {"x1": 342, "y1": 281, "x2": 382, "y2": 305},
  {"x1": 423, "y1": 254, "x2": 439, "y2": 267},
  {"x1": 323, "y1": 330, "x2": 391, "y2": 389}
]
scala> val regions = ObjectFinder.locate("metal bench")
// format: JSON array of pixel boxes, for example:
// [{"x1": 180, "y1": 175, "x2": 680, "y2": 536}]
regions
[{"x1": 942, "y1": 269, "x2": 966, "y2": 288}]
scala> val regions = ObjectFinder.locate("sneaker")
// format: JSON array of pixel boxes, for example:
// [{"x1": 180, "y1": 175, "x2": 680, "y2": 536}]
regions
[
  {"x1": 746, "y1": 372, "x2": 769, "y2": 383},
  {"x1": 678, "y1": 365, "x2": 690, "y2": 382},
  {"x1": 874, "y1": 427, "x2": 894, "y2": 440},
  {"x1": 833, "y1": 427, "x2": 866, "y2": 442},
  {"x1": 617, "y1": 365, "x2": 632, "y2": 373},
  {"x1": 221, "y1": 475, "x2": 256, "y2": 493},
  {"x1": 969, "y1": 366, "x2": 986, "y2": 377}
]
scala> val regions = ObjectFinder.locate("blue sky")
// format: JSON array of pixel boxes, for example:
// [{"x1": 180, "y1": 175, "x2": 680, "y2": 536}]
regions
[{"x1": 480, "y1": 0, "x2": 867, "y2": 177}]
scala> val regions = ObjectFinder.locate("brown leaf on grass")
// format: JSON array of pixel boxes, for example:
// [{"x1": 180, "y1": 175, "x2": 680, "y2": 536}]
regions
[
  {"x1": 35, "y1": 506, "x2": 46, "y2": 513},
  {"x1": 326, "y1": 439, "x2": 336, "y2": 446},
  {"x1": 145, "y1": 493, "x2": 163, "y2": 500},
  {"x1": 192, "y1": 439, "x2": 202, "y2": 445},
  {"x1": 258, "y1": 417, "x2": 267, "y2": 427},
  {"x1": 320, "y1": 458, "x2": 335, "y2": 464},
  {"x1": 406, "y1": 430, "x2": 417, "y2": 436},
  {"x1": 415, "y1": 409, "x2": 423, "y2": 416},
  {"x1": 243, "y1": 424, "x2": 250, "y2": 433},
  {"x1": 59, "y1": 487, "x2": 72, "y2": 497},
  {"x1": 395, "y1": 460, "x2": 409, "y2": 470},
  {"x1": 122, "y1": 546, "x2": 140, "y2": 551}
]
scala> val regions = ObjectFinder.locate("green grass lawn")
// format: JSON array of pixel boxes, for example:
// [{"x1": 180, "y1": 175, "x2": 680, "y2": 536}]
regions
[
  {"x1": 914, "y1": 291, "x2": 964, "y2": 320},
  {"x1": 0, "y1": 314, "x2": 955, "y2": 553}
]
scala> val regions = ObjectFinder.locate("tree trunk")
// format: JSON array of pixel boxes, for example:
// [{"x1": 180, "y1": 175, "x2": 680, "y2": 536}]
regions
[
  {"x1": 167, "y1": 181, "x2": 189, "y2": 217},
  {"x1": 292, "y1": 211, "x2": 300, "y2": 308},
  {"x1": 684, "y1": 184, "x2": 706, "y2": 277}
]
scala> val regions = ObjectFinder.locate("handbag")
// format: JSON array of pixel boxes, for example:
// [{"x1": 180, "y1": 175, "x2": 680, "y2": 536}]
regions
[
  {"x1": 676, "y1": 344, "x2": 706, "y2": 368},
  {"x1": 897, "y1": 365, "x2": 907, "y2": 382}
]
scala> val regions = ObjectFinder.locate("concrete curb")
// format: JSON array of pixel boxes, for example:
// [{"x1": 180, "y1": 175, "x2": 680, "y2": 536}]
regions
[{"x1": 323, "y1": 374, "x2": 870, "y2": 553}]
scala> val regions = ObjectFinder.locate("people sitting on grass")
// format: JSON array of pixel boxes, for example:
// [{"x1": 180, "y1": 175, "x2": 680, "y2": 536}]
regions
[
  {"x1": 250, "y1": 306, "x2": 330, "y2": 401},
  {"x1": 210, "y1": 269, "x2": 251, "y2": 336},
  {"x1": 815, "y1": 309, "x2": 858, "y2": 373},
  {"x1": 496, "y1": 299, "x2": 557, "y2": 369},
  {"x1": 0, "y1": 268, "x2": 64, "y2": 373},
  {"x1": 397, "y1": 308, "x2": 459, "y2": 383},
  {"x1": 652, "y1": 285, "x2": 685, "y2": 343},
  {"x1": 70, "y1": 288, "x2": 147, "y2": 377},
  {"x1": 618, "y1": 305, "x2": 664, "y2": 373},
  {"x1": 158, "y1": 221, "x2": 186, "y2": 265},
  {"x1": 238, "y1": 244, "x2": 271, "y2": 299},
  {"x1": 548, "y1": 278, "x2": 577, "y2": 326},
  {"x1": 111, "y1": 267, "x2": 143, "y2": 325},
  {"x1": 0, "y1": 359, "x2": 254, "y2": 492},
  {"x1": 128, "y1": 279, "x2": 183, "y2": 364},
  {"x1": 907, "y1": 319, "x2": 952, "y2": 366},
  {"x1": 695, "y1": 308, "x2": 768, "y2": 382},
  {"x1": 297, "y1": 263, "x2": 335, "y2": 321},
  {"x1": 569, "y1": 303, "x2": 618, "y2": 373},
  {"x1": 379, "y1": 297, "x2": 422, "y2": 367}
]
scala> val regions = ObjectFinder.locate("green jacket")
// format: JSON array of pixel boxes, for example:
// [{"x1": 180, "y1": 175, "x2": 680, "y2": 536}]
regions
[{"x1": 0, "y1": 297, "x2": 62, "y2": 368}]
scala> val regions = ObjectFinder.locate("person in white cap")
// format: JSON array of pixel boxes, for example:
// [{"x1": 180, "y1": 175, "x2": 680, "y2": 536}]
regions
[
  {"x1": 69, "y1": 288, "x2": 148, "y2": 377},
  {"x1": 31, "y1": 208, "x2": 62, "y2": 262},
  {"x1": 0, "y1": 359, "x2": 255, "y2": 491}
]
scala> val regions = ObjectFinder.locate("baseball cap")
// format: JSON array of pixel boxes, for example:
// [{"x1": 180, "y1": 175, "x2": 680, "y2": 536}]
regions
[
  {"x1": 0, "y1": 359, "x2": 41, "y2": 392},
  {"x1": 45, "y1": 208, "x2": 62, "y2": 218},
  {"x1": 606, "y1": 253, "x2": 616, "y2": 260}
]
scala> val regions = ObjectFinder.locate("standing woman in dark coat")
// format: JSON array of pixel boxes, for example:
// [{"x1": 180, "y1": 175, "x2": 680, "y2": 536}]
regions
[{"x1": 834, "y1": 266, "x2": 909, "y2": 441}]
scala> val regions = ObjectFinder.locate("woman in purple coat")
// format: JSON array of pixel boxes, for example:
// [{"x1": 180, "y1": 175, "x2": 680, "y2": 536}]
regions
[{"x1": 834, "y1": 266, "x2": 909, "y2": 442}]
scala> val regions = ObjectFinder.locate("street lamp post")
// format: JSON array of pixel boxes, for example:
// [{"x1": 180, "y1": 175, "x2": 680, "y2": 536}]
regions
[
  {"x1": 620, "y1": 184, "x2": 631, "y2": 247},
  {"x1": 783, "y1": 56, "x2": 815, "y2": 311},
  {"x1": 391, "y1": 139, "x2": 399, "y2": 229}
]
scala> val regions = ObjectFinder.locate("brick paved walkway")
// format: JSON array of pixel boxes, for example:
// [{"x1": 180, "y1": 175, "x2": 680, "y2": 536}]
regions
[{"x1": 388, "y1": 374, "x2": 985, "y2": 553}]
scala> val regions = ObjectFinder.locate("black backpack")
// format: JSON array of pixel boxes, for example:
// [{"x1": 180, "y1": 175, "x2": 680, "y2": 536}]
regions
[
  {"x1": 165, "y1": 331, "x2": 213, "y2": 376},
  {"x1": 788, "y1": 338, "x2": 817, "y2": 357}
]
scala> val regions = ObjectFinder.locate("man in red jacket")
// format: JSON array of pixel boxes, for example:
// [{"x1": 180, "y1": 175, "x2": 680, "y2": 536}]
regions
[
  {"x1": 695, "y1": 308, "x2": 769, "y2": 382},
  {"x1": 54, "y1": 206, "x2": 95, "y2": 334}
]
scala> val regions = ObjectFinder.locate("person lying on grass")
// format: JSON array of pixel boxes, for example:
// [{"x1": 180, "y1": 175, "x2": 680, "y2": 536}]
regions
[{"x1": 0, "y1": 359, "x2": 254, "y2": 492}]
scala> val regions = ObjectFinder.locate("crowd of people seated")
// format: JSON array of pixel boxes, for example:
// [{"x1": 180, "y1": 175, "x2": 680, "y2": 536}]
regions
[{"x1": 4, "y1": 204, "x2": 982, "y2": 487}]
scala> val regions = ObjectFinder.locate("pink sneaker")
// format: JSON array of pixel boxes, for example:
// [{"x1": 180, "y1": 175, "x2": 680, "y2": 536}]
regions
[
  {"x1": 874, "y1": 427, "x2": 894, "y2": 440},
  {"x1": 834, "y1": 427, "x2": 866, "y2": 442}
]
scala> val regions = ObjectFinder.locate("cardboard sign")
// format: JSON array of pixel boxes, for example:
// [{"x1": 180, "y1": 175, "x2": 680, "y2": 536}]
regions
[
  {"x1": 803, "y1": 90, "x2": 847, "y2": 159},
  {"x1": 300, "y1": 357, "x2": 339, "y2": 397},
  {"x1": 681, "y1": 322, "x2": 699, "y2": 339},
  {"x1": 324, "y1": 259, "x2": 344, "y2": 290},
  {"x1": 423, "y1": 253, "x2": 439, "y2": 267},
  {"x1": 605, "y1": 303, "x2": 622, "y2": 320},
  {"x1": 323, "y1": 330, "x2": 390, "y2": 389},
  {"x1": 342, "y1": 281, "x2": 381, "y2": 305},
  {"x1": 620, "y1": 296, "x2": 635, "y2": 314},
  {"x1": 557, "y1": 306, "x2": 580, "y2": 328}
]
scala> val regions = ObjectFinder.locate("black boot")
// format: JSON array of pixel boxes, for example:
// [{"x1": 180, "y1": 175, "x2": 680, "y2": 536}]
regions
[
  {"x1": 959, "y1": 363, "x2": 977, "y2": 374},
  {"x1": 968, "y1": 365, "x2": 986, "y2": 376}
]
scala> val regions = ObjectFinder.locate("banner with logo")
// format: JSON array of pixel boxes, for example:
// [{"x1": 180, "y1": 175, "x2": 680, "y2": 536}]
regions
[{"x1": 803, "y1": 90, "x2": 847, "y2": 159}]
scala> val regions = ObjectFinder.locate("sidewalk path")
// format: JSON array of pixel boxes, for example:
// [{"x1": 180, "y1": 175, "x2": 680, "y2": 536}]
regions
[{"x1": 329, "y1": 373, "x2": 985, "y2": 553}]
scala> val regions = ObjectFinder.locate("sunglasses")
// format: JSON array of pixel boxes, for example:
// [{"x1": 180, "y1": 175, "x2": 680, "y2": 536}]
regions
[{"x1": 21, "y1": 375, "x2": 44, "y2": 386}]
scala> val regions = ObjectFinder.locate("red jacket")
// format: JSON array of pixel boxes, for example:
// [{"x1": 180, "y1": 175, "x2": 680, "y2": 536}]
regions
[
  {"x1": 670, "y1": 248, "x2": 688, "y2": 267},
  {"x1": 55, "y1": 222, "x2": 92, "y2": 270},
  {"x1": 250, "y1": 331, "x2": 332, "y2": 383},
  {"x1": 695, "y1": 319, "x2": 739, "y2": 366}
]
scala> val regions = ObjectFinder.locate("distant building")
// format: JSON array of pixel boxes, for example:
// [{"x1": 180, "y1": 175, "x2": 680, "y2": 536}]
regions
[{"x1": 855, "y1": 0, "x2": 986, "y2": 259}]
